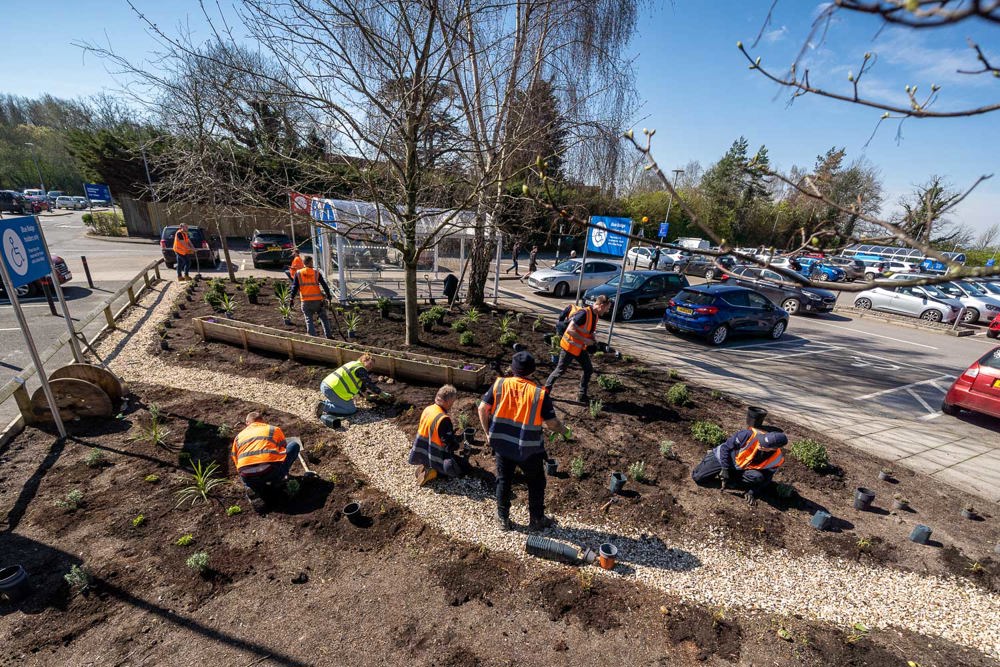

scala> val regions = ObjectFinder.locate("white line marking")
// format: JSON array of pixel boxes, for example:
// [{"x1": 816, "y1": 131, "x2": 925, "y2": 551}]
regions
[
  {"x1": 927, "y1": 381, "x2": 947, "y2": 392},
  {"x1": 905, "y1": 387, "x2": 936, "y2": 414},
  {"x1": 855, "y1": 375, "x2": 957, "y2": 400},
  {"x1": 920, "y1": 412, "x2": 944, "y2": 421},
  {"x1": 819, "y1": 322, "x2": 938, "y2": 350},
  {"x1": 723, "y1": 340, "x2": 809, "y2": 350},
  {"x1": 0, "y1": 327, "x2": 22, "y2": 331}
]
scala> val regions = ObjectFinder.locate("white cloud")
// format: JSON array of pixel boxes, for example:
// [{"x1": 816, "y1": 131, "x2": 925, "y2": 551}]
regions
[
  {"x1": 763, "y1": 26, "x2": 788, "y2": 44},
  {"x1": 873, "y1": 28, "x2": 991, "y2": 88}
]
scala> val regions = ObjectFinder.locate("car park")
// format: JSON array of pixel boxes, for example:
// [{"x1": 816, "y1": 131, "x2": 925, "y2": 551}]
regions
[
  {"x1": 853, "y1": 283, "x2": 961, "y2": 322},
  {"x1": 662, "y1": 283, "x2": 788, "y2": 346},
  {"x1": 0, "y1": 255, "x2": 72, "y2": 299},
  {"x1": 942, "y1": 347, "x2": 1000, "y2": 420},
  {"x1": 583, "y1": 270, "x2": 688, "y2": 321},
  {"x1": 526, "y1": 258, "x2": 620, "y2": 297},
  {"x1": 0, "y1": 190, "x2": 28, "y2": 214},
  {"x1": 723, "y1": 265, "x2": 837, "y2": 315},
  {"x1": 55, "y1": 195, "x2": 83, "y2": 210},
  {"x1": 827, "y1": 256, "x2": 866, "y2": 281},
  {"x1": 932, "y1": 280, "x2": 1000, "y2": 324},
  {"x1": 250, "y1": 229, "x2": 294, "y2": 268},
  {"x1": 795, "y1": 257, "x2": 847, "y2": 282},
  {"x1": 671, "y1": 254, "x2": 735, "y2": 279},
  {"x1": 159, "y1": 225, "x2": 220, "y2": 269}
]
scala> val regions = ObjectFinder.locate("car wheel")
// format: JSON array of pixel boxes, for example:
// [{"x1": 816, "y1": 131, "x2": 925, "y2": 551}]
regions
[
  {"x1": 704, "y1": 269, "x2": 714, "y2": 280},
  {"x1": 962, "y1": 307, "x2": 979, "y2": 324},
  {"x1": 988, "y1": 329, "x2": 999, "y2": 339},
  {"x1": 919, "y1": 309, "x2": 943, "y2": 323},
  {"x1": 864, "y1": 272, "x2": 876, "y2": 281},
  {"x1": 708, "y1": 324, "x2": 729, "y2": 346},
  {"x1": 619, "y1": 302, "x2": 636, "y2": 321},
  {"x1": 554, "y1": 282, "x2": 569, "y2": 298},
  {"x1": 940, "y1": 400, "x2": 958, "y2": 416},
  {"x1": 14, "y1": 284, "x2": 32, "y2": 299},
  {"x1": 769, "y1": 320, "x2": 786, "y2": 339},
  {"x1": 781, "y1": 298, "x2": 800, "y2": 315},
  {"x1": 252, "y1": 259, "x2": 260, "y2": 269},
  {"x1": 810, "y1": 269, "x2": 824, "y2": 281},
  {"x1": 855, "y1": 298, "x2": 872, "y2": 310}
]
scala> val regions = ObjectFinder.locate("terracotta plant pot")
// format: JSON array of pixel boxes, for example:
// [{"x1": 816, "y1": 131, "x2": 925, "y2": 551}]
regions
[{"x1": 598, "y1": 543, "x2": 618, "y2": 570}]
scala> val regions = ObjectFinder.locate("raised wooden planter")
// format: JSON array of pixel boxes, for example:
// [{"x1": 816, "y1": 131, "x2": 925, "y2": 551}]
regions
[{"x1": 192, "y1": 316, "x2": 488, "y2": 390}]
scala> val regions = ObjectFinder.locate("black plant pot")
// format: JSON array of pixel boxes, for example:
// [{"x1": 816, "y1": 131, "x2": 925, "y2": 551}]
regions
[
  {"x1": 283, "y1": 318, "x2": 293, "y2": 326},
  {"x1": 550, "y1": 354, "x2": 559, "y2": 364},
  {"x1": 0, "y1": 565, "x2": 30, "y2": 603},
  {"x1": 164, "y1": 320, "x2": 172, "y2": 329},
  {"x1": 463, "y1": 428, "x2": 476, "y2": 445},
  {"x1": 854, "y1": 487, "x2": 876, "y2": 511},
  {"x1": 609, "y1": 472, "x2": 627, "y2": 494},
  {"x1": 378, "y1": 309, "x2": 388, "y2": 320},
  {"x1": 343, "y1": 502, "x2": 364, "y2": 526},
  {"x1": 422, "y1": 323, "x2": 433, "y2": 333},
  {"x1": 248, "y1": 295, "x2": 258, "y2": 304},
  {"x1": 545, "y1": 459, "x2": 558, "y2": 476},
  {"x1": 159, "y1": 339, "x2": 169, "y2": 350}
]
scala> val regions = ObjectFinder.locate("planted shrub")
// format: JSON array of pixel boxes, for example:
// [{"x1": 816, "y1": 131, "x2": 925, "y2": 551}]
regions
[
  {"x1": 418, "y1": 309, "x2": 439, "y2": 328},
  {"x1": 144, "y1": 474, "x2": 160, "y2": 483},
  {"x1": 691, "y1": 421, "x2": 726, "y2": 446},
  {"x1": 217, "y1": 423, "x2": 234, "y2": 438},
  {"x1": 498, "y1": 330, "x2": 518, "y2": 346},
  {"x1": 344, "y1": 310, "x2": 362, "y2": 333},
  {"x1": 666, "y1": 383, "x2": 689, "y2": 406},
  {"x1": 273, "y1": 281, "x2": 291, "y2": 305},
  {"x1": 774, "y1": 483, "x2": 795, "y2": 499},
  {"x1": 596, "y1": 374, "x2": 624, "y2": 391},
  {"x1": 588, "y1": 398, "x2": 603, "y2": 418},
  {"x1": 570, "y1": 456, "x2": 585, "y2": 479},
  {"x1": 186, "y1": 551, "x2": 210, "y2": 573},
  {"x1": 219, "y1": 293, "x2": 238, "y2": 317},
  {"x1": 278, "y1": 302, "x2": 294, "y2": 323},
  {"x1": 285, "y1": 479, "x2": 301, "y2": 497},
  {"x1": 135, "y1": 418, "x2": 171, "y2": 448},
  {"x1": 64, "y1": 565, "x2": 91, "y2": 591},
  {"x1": 175, "y1": 460, "x2": 227, "y2": 507},
  {"x1": 226, "y1": 505, "x2": 242, "y2": 517},
  {"x1": 131, "y1": 514, "x2": 146, "y2": 528},
  {"x1": 788, "y1": 439, "x2": 829, "y2": 472},
  {"x1": 628, "y1": 461, "x2": 648, "y2": 483},
  {"x1": 659, "y1": 440, "x2": 676, "y2": 459},
  {"x1": 710, "y1": 390, "x2": 722, "y2": 400},
  {"x1": 465, "y1": 307, "x2": 480, "y2": 323},
  {"x1": 451, "y1": 319, "x2": 468, "y2": 333},
  {"x1": 58, "y1": 489, "x2": 84, "y2": 511},
  {"x1": 459, "y1": 331, "x2": 474, "y2": 346},
  {"x1": 176, "y1": 534, "x2": 195, "y2": 546},
  {"x1": 84, "y1": 449, "x2": 106, "y2": 468},
  {"x1": 244, "y1": 280, "x2": 261, "y2": 302},
  {"x1": 668, "y1": 369, "x2": 681, "y2": 380},
  {"x1": 532, "y1": 315, "x2": 544, "y2": 331}
]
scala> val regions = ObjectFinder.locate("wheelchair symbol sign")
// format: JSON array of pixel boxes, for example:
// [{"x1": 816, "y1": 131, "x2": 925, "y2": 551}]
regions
[
  {"x1": 0, "y1": 216, "x2": 51, "y2": 288},
  {"x1": 4, "y1": 229, "x2": 29, "y2": 276}
]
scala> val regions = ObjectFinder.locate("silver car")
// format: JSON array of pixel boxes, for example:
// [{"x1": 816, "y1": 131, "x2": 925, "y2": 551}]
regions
[
  {"x1": 526, "y1": 258, "x2": 621, "y2": 297},
  {"x1": 854, "y1": 284, "x2": 961, "y2": 323},
  {"x1": 893, "y1": 275, "x2": 1000, "y2": 323}
]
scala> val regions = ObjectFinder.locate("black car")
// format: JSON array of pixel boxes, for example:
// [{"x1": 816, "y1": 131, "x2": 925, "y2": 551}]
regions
[
  {"x1": 583, "y1": 270, "x2": 689, "y2": 321},
  {"x1": 250, "y1": 229, "x2": 294, "y2": 268},
  {"x1": 672, "y1": 254, "x2": 736, "y2": 280},
  {"x1": 159, "y1": 225, "x2": 220, "y2": 269},
  {"x1": 723, "y1": 265, "x2": 837, "y2": 316},
  {"x1": 0, "y1": 191, "x2": 27, "y2": 214}
]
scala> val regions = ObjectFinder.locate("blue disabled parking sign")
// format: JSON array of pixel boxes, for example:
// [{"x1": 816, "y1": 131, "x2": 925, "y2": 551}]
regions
[
  {"x1": 1, "y1": 216, "x2": 52, "y2": 287},
  {"x1": 586, "y1": 216, "x2": 632, "y2": 257}
]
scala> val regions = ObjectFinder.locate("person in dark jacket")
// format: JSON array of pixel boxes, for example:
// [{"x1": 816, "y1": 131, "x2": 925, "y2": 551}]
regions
[
  {"x1": 408, "y1": 384, "x2": 468, "y2": 485},
  {"x1": 691, "y1": 428, "x2": 787, "y2": 505},
  {"x1": 520, "y1": 245, "x2": 539, "y2": 282},
  {"x1": 505, "y1": 241, "x2": 522, "y2": 275}
]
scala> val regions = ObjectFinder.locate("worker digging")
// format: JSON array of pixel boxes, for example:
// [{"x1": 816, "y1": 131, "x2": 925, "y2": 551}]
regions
[
  {"x1": 314, "y1": 353, "x2": 392, "y2": 423},
  {"x1": 230, "y1": 411, "x2": 301, "y2": 513},
  {"x1": 544, "y1": 294, "x2": 612, "y2": 402},
  {"x1": 690, "y1": 424, "x2": 787, "y2": 506},
  {"x1": 407, "y1": 384, "x2": 469, "y2": 486}
]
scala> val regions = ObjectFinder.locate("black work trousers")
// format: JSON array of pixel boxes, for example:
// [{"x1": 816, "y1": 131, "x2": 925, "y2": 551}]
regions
[
  {"x1": 544, "y1": 349, "x2": 593, "y2": 395},
  {"x1": 495, "y1": 452, "x2": 546, "y2": 522},
  {"x1": 691, "y1": 451, "x2": 774, "y2": 496}
]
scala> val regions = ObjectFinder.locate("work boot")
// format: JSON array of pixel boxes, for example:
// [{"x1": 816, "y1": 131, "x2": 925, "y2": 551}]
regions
[
  {"x1": 527, "y1": 515, "x2": 556, "y2": 532},
  {"x1": 313, "y1": 400, "x2": 324, "y2": 419},
  {"x1": 415, "y1": 465, "x2": 438, "y2": 487},
  {"x1": 497, "y1": 513, "x2": 512, "y2": 531},
  {"x1": 576, "y1": 392, "x2": 589, "y2": 404}
]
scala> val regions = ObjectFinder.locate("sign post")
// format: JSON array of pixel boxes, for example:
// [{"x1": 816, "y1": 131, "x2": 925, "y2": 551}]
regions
[
  {"x1": 0, "y1": 216, "x2": 67, "y2": 437},
  {"x1": 311, "y1": 198, "x2": 346, "y2": 303},
  {"x1": 33, "y1": 216, "x2": 83, "y2": 362}
]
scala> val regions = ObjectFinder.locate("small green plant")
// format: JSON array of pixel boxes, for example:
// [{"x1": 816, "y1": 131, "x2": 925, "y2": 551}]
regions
[
  {"x1": 84, "y1": 449, "x2": 105, "y2": 468},
  {"x1": 967, "y1": 560, "x2": 984, "y2": 574},
  {"x1": 659, "y1": 440, "x2": 676, "y2": 459},
  {"x1": 186, "y1": 551, "x2": 210, "y2": 573},
  {"x1": 144, "y1": 474, "x2": 160, "y2": 483},
  {"x1": 668, "y1": 368, "x2": 681, "y2": 380},
  {"x1": 497, "y1": 313, "x2": 515, "y2": 336},
  {"x1": 588, "y1": 398, "x2": 603, "y2": 418},
  {"x1": 532, "y1": 314, "x2": 544, "y2": 331},
  {"x1": 847, "y1": 621, "x2": 869, "y2": 643},
  {"x1": 226, "y1": 505, "x2": 242, "y2": 516},
  {"x1": 450, "y1": 318, "x2": 468, "y2": 333},
  {"x1": 593, "y1": 351, "x2": 604, "y2": 358},
  {"x1": 376, "y1": 296, "x2": 391, "y2": 312},
  {"x1": 344, "y1": 310, "x2": 362, "y2": 333},
  {"x1": 136, "y1": 418, "x2": 171, "y2": 448},
  {"x1": 278, "y1": 302, "x2": 294, "y2": 321},
  {"x1": 459, "y1": 331, "x2": 475, "y2": 346},
  {"x1": 418, "y1": 309, "x2": 439, "y2": 327},
  {"x1": 776, "y1": 627, "x2": 793, "y2": 641},
  {"x1": 788, "y1": 439, "x2": 829, "y2": 472},
  {"x1": 285, "y1": 479, "x2": 301, "y2": 497},
  {"x1": 577, "y1": 568, "x2": 594, "y2": 592},
  {"x1": 570, "y1": 456, "x2": 585, "y2": 479},
  {"x1": 465, "y1": 306, "x2": 480, "y2": 323},
  {"x1": 690, "y1": 421, "x2": 726, "y2": 446},
  {"x1": 176, "y1": 534, "x2": 195, "y2": 546},
  {"x1": 710, "y1": 389, "x2": 722, "y2": 400},
  {"x1": 244, "y1": 280, "x2": 261, "y2": 300},
  {"x1": 218, "y1": 293, "x2": 238, "y2": 316},
  {"x1": 58, "y1": 489, "x2": 85, "y2": 511},
  {"x1": 131, "y1": 514, "x2": 146, "y2": 528},
  {"x1": 550, "y1": 335, "x2": 561, "y2": 355},
  {"x1": 204, "y1": 291, "x2": 223, "y2": 309},
  {"x1": 148, "y1": 403, "x2": 162, "y2": 422},
  {"x1": 64, "y1": 564, "x2": 91, "y2": 591},
  {"x1": 207, "y1": 277, "x2": 226, "y2": 294},
  {"x1": 456, "y1": 413, "x2": 469, "y2": 430},
  {"x1": 217, "y1": 423, "x2": 234, "y2": 439},
  {"x1": 175, "y1": 460, "x2": 227, "y2": 507},
  {"x1": 596, "y1": 374, "x2": 624, "y2": 391},
  {"x1": 273, "y1": 281, "x2": 291, "y2": 305},
  {"x1": 855, "y1": 536, "x2": 873, "y2": 552},
  {"x1": 666, "y1": 383, "x2": 689, "y2": 406},
  {"x1": 628, "y1": 460, "x2": 647, "y2": 483},
  {"x1": 498, "y1": 330, "x2": 518, "y2": 346}
]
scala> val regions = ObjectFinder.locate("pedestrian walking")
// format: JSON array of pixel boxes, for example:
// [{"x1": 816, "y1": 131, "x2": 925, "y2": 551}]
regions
[
  {"x1": 520, "y1": 245, "x2": 539, "y2": 282},
  {"x1": 291, "y1": 255, "x2": 334, "y2": 338},
  {"x1": 651, "y1": 246, "x2": 661, "y2": 270},
  {"x1": 505, "y1": 240, "x2": 522, "y2": 276},
  {"x1": 172, "y1": 223, "x2": 195, "y2": 281},
  {"x1": 544, "y1": 294, "x2": 611, "y2": 402}
]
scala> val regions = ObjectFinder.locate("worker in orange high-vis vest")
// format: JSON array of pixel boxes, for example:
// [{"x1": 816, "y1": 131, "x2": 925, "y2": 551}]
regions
[
  {"x1": 172, "y1": 223, "x2": 196, "y2": 281},
  {"x1": 479, "y1": 351, "x2": 570, "y2": 532},
  {"x1": 692, "y1": 427, "x2": 787, "y2": 506},
  {"x1": 286, "y1": 249, "x2": 304, "y2": 281},
  {"x1": 408, "y1": 384, "x2": 468, "y2": 486},
  {"x1": 544, "y1": 294, "x2": 612, "y2": 402},
  {"x1": 231, "y1": 411, "x2": 301, "y2": 512},
  {"x1": 290, "y1": 255, "x2": 334, "y2": 338}
]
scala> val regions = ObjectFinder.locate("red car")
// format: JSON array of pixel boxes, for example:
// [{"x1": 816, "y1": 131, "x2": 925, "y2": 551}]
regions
[
  {"x1": 27, "y1": 196, "x2": 50, "y2": 213},
  {"x1": 942, "y1": 347, "x2": 1000, "y2": 419},
  {"x1": 988, "y1": 313, "x2": 1000, "y2": 339}
]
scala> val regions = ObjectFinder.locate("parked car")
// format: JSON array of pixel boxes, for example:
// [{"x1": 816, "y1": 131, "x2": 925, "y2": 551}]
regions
[
  {"x1": 73, "y1": 196, "x2": 90, "y2": 209},
  {"x1": 723, "y1": 265, "x2": 837, "y2": 315},
  {"x1": 853, "y1": 284, "x2": 961, "y2": 323},
  {"x1": 933, "y1": 280, "x2": 1000, "y2": 324},
  {"x1": 0, "y1": 190, "x2": 28, "y2": 214},
  {"x1": 859, "y1": 259, "x2": 919, "y2": 281},
  {"x1": 795, "y1": 257, "x2": 847, "y2": 282},
  {"x1": 671, "y1": 254, "x2": 736, "y2": 279},
  {"x1": 625, "y1": 247, "x2": 657, "y2": 269},
  {"x1": 526, "y1": 258, "x2": 620, "y2": 297},
  {"x1": 159, "y1": 225, "x2": 220, "y2": 269},
  {"x1": 26, "y1": 195, "x2": 50, "y2": 213},
  {"x1": 0, "y1": 255, "x2": 72, "y2": 299},
  {"x1": 250, "y1": 229, "x2": 294, "y2": 268},
  {"x1": 662, "y1": 284, "x2": 788, "y2": 346},
  {"x1": 55, "y1": 195, "x2": 84, "y2": 210},
  {"x1": 46, "y1": 190, "x2": 64, "y2": 206},
  {"x1": 583, "y1": 270, "x2": 689, "y2": 321},
  {"x1": 23, "y1": 189, "x2": 45, "y2": 198},
  {"x1": 988, "y1": 314, "x2": 1000, "y2": 339},
  {"x1": 827, "y1": 256, "x2": 866, "y2": 281},
  {"x1": 942, "y1": 347, "x2": 1000, "y2": 420}
]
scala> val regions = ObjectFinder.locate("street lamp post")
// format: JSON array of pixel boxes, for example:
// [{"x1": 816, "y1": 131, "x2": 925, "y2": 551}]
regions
[
  {"x1": 25, "y1": 142, "x2": 46, "y2": 194},
  {"x1": 664, "y1": 168, "x2": 684, "y2": 234}
]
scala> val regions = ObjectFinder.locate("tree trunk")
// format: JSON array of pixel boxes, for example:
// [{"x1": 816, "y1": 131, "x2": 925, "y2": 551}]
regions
[
  {"x1": 467, "y1": 227, "x2": 492, "y2": 307},
  {"x1": 403, "y1": 260, "x2": 420, "y2": 346}
]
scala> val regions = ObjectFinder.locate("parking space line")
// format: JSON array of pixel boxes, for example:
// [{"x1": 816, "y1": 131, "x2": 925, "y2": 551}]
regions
[
  {"x1": 855, "y1": 375, "x2": 956, "y2": 400},
  {"x1": 905, "y1": 387, "x2": 936, "y2": 415},
  {"x1": 819, "y1": 322, "x2": 938, "y2": 350},
  {"x1": 744, "y1": 346, "x2": 845, "y2": 362},
  {"x1": 920, "y1": 412, "x2": 944, "y2": 421}
]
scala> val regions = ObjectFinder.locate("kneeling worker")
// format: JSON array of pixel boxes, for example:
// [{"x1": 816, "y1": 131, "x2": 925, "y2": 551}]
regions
[
  {"x1": 691, "y1": 427, "x2": 787, "y2": 505},
  {"x1": 479, "y1": 351, "x2": 571, "y2": 532},
  {"x1": 231, "y1": 411, "x2": 300, "y2": 510},
  {"x1": 315, "y1": 353, "x2": 390, "y2": 419},
  {"x1": 408, "y1": 384, "x2": 467, "y2": 485}
]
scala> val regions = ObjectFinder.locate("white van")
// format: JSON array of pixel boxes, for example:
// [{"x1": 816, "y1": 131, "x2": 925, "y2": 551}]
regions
[{"x1": 676, "y1": 237, "x2": 710, "y2": 251}]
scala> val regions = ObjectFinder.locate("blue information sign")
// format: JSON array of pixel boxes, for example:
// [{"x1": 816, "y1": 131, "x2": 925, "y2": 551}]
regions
[
  {"x1": 987, "y1": 258, "x2": 996, "y2": 267},
  {"x1": 1, "y1": 216, "x2": 52, "y2": 288},
  {"x1": 84, "y1": 183, "x2": 112, "y2": 202},
  {"x1": 310, "y1": 198, "x2": 338, "y2": 226},
  {"x1": 658, "y1": 222, "x2": 670, "y2": 238},
  {"x1": 586, "y1": 216, "x2": 632, "y2": 257}
]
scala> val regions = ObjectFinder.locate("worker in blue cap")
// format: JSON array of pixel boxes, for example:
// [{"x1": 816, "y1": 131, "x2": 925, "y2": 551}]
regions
[{"x1": 691, "y1": 427, "x2": 787, "y2": 505}]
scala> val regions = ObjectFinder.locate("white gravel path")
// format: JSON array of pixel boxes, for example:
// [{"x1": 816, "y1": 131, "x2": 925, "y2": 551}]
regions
[{"x1": 93, "y1": 281, "x2": 1000, "y2": 659}]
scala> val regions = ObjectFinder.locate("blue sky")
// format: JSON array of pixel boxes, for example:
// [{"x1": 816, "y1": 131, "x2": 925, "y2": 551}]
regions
[{"x1": 2, "y1": 0, "x2": 997, "y2": 234}]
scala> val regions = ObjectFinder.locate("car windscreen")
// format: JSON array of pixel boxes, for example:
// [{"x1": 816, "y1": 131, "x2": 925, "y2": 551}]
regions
[
  {"x1": 552, "y1": 260, "x2": 579, "y2": 273},
  {"x1": 936, "y1": 282, "x2": 964, "y2": 297},
  {"x1": 918, "y1": 284, "x2": 951, "y2": 300},
  {"x1": 955, "y1": 281, "x2": 986, "y2": 296},
  {"x1": 674, "y1": 289, "x2": 717, "y2": 305},
  {"x1": 978, "y1": 282, "x2": 1000, "y2": 295},
  {"x1": 255, "y1": 234, "x2": 290, "y2": 244},
  {"x1": 606, "y1": 274, "x2": 644, "y2": 289}
]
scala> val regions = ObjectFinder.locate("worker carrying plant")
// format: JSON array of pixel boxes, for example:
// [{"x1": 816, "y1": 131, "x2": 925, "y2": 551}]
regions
[
  {"x1": 408, "y1": 384, "x2": 468, "y2": 486},
  {"x1": 479, "y1": 351, "x2": 571, "y2": 532},
  {"x1": 290, "y1": 255, "x2": 334, "y2": 338},
  {"x1": 691, "y1": 427, "x2": 787, "y2": 506},
  {"x1": 231, "y1": 411, "x2": 301, "y2": 512},
  {"x1": 314, "y1": 353, "x2": 391, "y2": 422},
  {"x1": 544, "y1": 294, "x2": 612, "y2": 402}
]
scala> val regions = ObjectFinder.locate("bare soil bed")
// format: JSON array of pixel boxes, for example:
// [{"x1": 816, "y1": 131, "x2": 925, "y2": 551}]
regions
[{"x1": 0, "y1": 277, "x2": 997, "y2": 666}]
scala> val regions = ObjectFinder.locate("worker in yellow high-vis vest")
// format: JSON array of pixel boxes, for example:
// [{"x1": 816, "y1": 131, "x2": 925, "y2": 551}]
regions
[{"x1": 314, "y1": 353, "x2": 390, "y2": 421}]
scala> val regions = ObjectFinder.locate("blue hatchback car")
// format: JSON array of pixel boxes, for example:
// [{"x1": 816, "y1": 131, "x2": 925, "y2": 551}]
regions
[
  {"x1": 796, "y1": 257, "x2": 846, "y2": 282},
  {"x1": 663, "y1": 284, "x2": 789, "y2": 346}
]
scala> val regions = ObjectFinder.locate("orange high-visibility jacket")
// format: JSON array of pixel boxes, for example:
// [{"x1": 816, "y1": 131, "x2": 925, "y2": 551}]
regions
[
  {"x1": 734, "y1": 428, "x2": 784, "y2": 471},
  {"x1": 173, "y1": 230, "x2": 195, "y2": 256},
  {"x1": 485, "y1": 376, "x2": 546, "y2": 459},
  {"x1": 295, "y1": 267, "x2": 324, "y2": 301},
  {"x1": 560, "y1": 306, "x2": 596, "y2": 356},
  {"x1": 289, "y1": 255, "x2": 304, "y2": 272},
  {"x1": 231, "y1": 422, "x2": 287, "y2": 471},
  {"x1": 410, "y1": 404, "x2": 451, "y2": 470}
]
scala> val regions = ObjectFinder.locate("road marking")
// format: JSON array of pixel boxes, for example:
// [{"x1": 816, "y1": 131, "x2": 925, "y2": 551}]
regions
[
  {"x1": 819, "y1": 322, "x2": 938, "y2": 350},
  {"x1": 905, "y1": 387, "x2": 936, "y2": 414},
  {"x1": 750, "y1": 345, "x2": 844, "y2": 361},
  {"x1": 855, "y1": 375, "x2": 956, "y2": 400},
  {"x1": 920, "y1": 412, "x2": 944, "y2": 421},
  {"x1": 0, "y1": 327, "x2": 22, "y2": 331}
]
